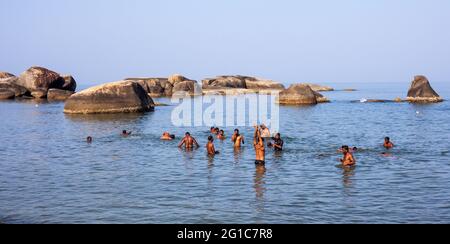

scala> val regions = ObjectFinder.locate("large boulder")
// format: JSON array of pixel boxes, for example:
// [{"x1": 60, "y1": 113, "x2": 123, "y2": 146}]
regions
[
  {"x1": 0, "y1": 89, "x2": 15, "y2": 100},
  {"x1": 302, "y1": 83, "x2": 334, "y2": 92},
  {"x1": 17, "y1": 67, "x2": 64, "y2": 93},
  {"x1": 47, "y1": 89, "x2": 75, "y2": 101},
  {"x1": 172, "y1": 80, "x2": 202, "y2": 96},
  {"x1": 0, "y1": 72, "x2": 16, "y2": 79},
  {"x1": 61, "y1": 75, "x2": 77, "y2": 92},
  {"x1": 64, "y1": 80, "x2": 154, "y2": 114},
  {"x1": 313, "y1": 91, "x2": 330, "y2": 103},
  {"x1": 31, "y1": 89, "x2": 47, "y2": 99},
  {"x1": 406, "y1": 76, "x2": 443, "y2": 103},
  {"x1": 125, "y1": 78, "x2": 172, "y2": 97},
  {"x1": 277, "y1": 84, "x2": 318, "y2": 105},
  {"x1": 168, "y1": 74, "x2": 200, "y2": 96},
  {"x1": 0, "y1": 77, "x2": 29, "y2": 97}
]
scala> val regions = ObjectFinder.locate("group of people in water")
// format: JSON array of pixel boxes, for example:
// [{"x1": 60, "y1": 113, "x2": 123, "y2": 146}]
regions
[
  {"x1": 163, "y1": 125, "x2": 284, "y2": 166},
  {"x1": 86, "y1": 127, "x2": 395, "y2": 168}
]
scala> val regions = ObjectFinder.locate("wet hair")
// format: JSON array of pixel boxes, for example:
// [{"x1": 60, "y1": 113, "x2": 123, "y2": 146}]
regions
[
  {"x1": 342, "y1": 145, "x2": 349, "y2": 151},
  {"x1": 86, "y1": 136, "x2": 93, "y2": 143},
  {"x1": 208, "y1": 135, "x2": 214, "y2": 142},
  {"x1": 352, "y1": 147, "x2": 358, "y2": 151},
  {"x1": 385, "y1": 137, "x2": 390, "y2": 141},
  {"x1": 215, "y1": 127, "x2": 220, "y2": 131},
  {"x1": 220, "y1": 130, "x2": 224, "y2": 134},
  {"x1": 185, "y1": 132, "x2": 190, "y2": 136},
  {"x1": 122, "y1": 130, "x2": 127, "y2": 134},
  {"x1": 170, "y1": 135, "x2": 175, "y2": 139},
  {"x1": 276, "y1": 133, "x2": 281, "y2": 138},
  {"x1": 234, "y1": 129, "x2": 239, "y2": 133}
]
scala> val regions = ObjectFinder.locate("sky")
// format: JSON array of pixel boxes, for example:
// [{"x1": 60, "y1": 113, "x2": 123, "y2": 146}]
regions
[{"x1": 1, "y1": 0, "x2": 449, "y2": 86}]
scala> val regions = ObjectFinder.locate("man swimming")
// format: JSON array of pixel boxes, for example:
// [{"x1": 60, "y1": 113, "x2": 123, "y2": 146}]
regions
[
  {"x1": 231, "y1": 129, "x2": 245, "y2": 148},
  {"x1": 254, "y1": 126, "x2": 266, "y2": 165},
  {"x1": 268, "y1": 133, "x2": 284, "y2": 151},
  {"x1": 122, "y1": 130, "x2": 132, "y2": 136},
  {"x1": 178, "y1": 132, "x2": 199, "y2": 149},
  {"x1": 86, "y1": 136, "x2": 93, "y2": 143},
  {"x1": 260, "y1": 124, "x2": 271, "y2": 138},
  {"x1": 340, "y1": 145, "x2": 356, "y2": 167},
  {"x1": 217, "y1": 130, "x2": 225, "y2": 140},
  {"x1": 161, "y1": 132, "x2": 175, "y2": 140},
  {"x1": 384, "y1": 137, "x2": 394, "y2": 149},
  {"x1": 206, "y1": 136, "x2": 220, "y2": 155}
]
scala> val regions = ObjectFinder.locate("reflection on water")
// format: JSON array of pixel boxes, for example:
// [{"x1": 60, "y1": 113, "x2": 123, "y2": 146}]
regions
[{"x1": 254, "y1": 165, "x2": 267, "y2": 214}]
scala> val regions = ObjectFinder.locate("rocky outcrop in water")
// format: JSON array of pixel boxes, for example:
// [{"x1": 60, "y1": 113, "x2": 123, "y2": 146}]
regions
[
  {"x1": 126, "y1": 74, "x2": 200, "y2": 97},
  {"x1": 47, "y1": 89, "x2": 75, "y2": 101},
  {"x1": 302, "y1": 83, "x2": 334, "y2": 92},
  {"x1": 406, "y1": 76, "x2": 442, "y2": 103},
  {"x1": 202, "y1": 76, "x2": 285, "y2": 91},
  {"x1": 277, "y1": 84, "x2": 318, "y2": 105},
  {"x1": 64, "y1": 80, "x2": 154, "y2": 114},
  {"x1": 0, "y1": 77, "x2": 29, "y2": 97},
  {"x1": 0, "y1": 89, "x2": 15, "y2": 100},
  {"x1": 14, "y1": 67, "x2": 77, "y2": 99},
  {"x1": 61, "y1": 75, "x2": 77, "y2": 92}
]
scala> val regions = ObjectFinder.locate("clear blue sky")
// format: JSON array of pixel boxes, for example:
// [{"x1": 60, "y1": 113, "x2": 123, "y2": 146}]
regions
[{"x1": 1, "y1": 0, "x2": 449, "y2": 85}]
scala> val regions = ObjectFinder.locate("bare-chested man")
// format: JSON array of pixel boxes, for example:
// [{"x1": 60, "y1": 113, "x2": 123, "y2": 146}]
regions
[
  {"x1": 178, "y1": 132, "x2": 199, "y2": 149},
  {"x1": 340, "y1": 145, "x2": 356, "y2": 167},
  {"x1": 254, "y1": 126, "x2": 266, "y2": 165},
  {"x1": 231, "y1": 129, "x2": 245, "y2": 148},
  {"x1": 206, "y1": 136, "x2": 219, "y2": 155},
  {"x1": 384, "y1": 137, "x2": 394, "y2": 149}
]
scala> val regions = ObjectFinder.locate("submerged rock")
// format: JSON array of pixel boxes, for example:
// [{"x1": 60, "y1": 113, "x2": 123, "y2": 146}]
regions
[
  {"x1": 64, "y1": 80, "x2": 154, "y2": 114},
  {"x1": 277, "y1": 84, "x2": 318, "y2": 105},
  {"x1": 47, "y1": 89, "x2": 75, "y2": 101},
  {"x1": 406, "y1": 76, "x2": 443, "y2": 103}
]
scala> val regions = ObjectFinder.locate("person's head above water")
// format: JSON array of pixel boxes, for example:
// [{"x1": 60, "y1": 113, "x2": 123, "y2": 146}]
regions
[
  {"x1": 385, "y1": 137, "x2": 390, "y2": 142},
  {"x1": 185, "y1": 132, "x2": 191, "y2": 137},
  {"x1": 86, "y1": 136, "x2": 93, "y2": 143},
  {"x1": 219, "y1": 130, "x2": 224, "y2": 135},
  {"x1": 208, "y1": 135, "x2": 214, "y2": 142},
  {"x1": 275, "y1": 133, "x2": 281, "y2": 139},
  {"x1": 234, "y1": 129, "x2": 239, "y2": 134},
  {"x1": 342, "y1": 145, "x2": 350, "y2": 153},
  {"x1": 170, "y1": 135, "x2": 176, "y2": 139},
  {"x1": 352, "y1": 147, "x2": 358, "y2": 151},
  {"x1": 210, "y1": 127, "x2": 215, "y2": 132}
]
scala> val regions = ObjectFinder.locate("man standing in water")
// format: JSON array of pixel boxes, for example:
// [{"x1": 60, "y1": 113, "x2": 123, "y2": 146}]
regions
[
  {"x1": 231, "y1": 129, "x2": 245, "y2": 148},
  {"x1": 254, "y1": 126, "x2": 266, "y2": 165},
  {"x1": 340, "y1": 145, "x2": 356, "y2": 167},
  {"x1": 384, "y1": 137, "x2": 394, "y2": 149},
  {"x1": 206, "y1": 136, "x2": 219, "y2": 156},
  {"x1": 178, "y1": 132, "x2": 199, "y2": 149},
  {"x1": 268, "y1": 133, "x2": 284, "y2": 151}
]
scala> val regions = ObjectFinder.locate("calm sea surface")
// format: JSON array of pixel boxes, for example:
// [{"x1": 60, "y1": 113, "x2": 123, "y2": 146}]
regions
[{"x1": 1, "y1": 82, "x2": 449, "y2": 223}]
